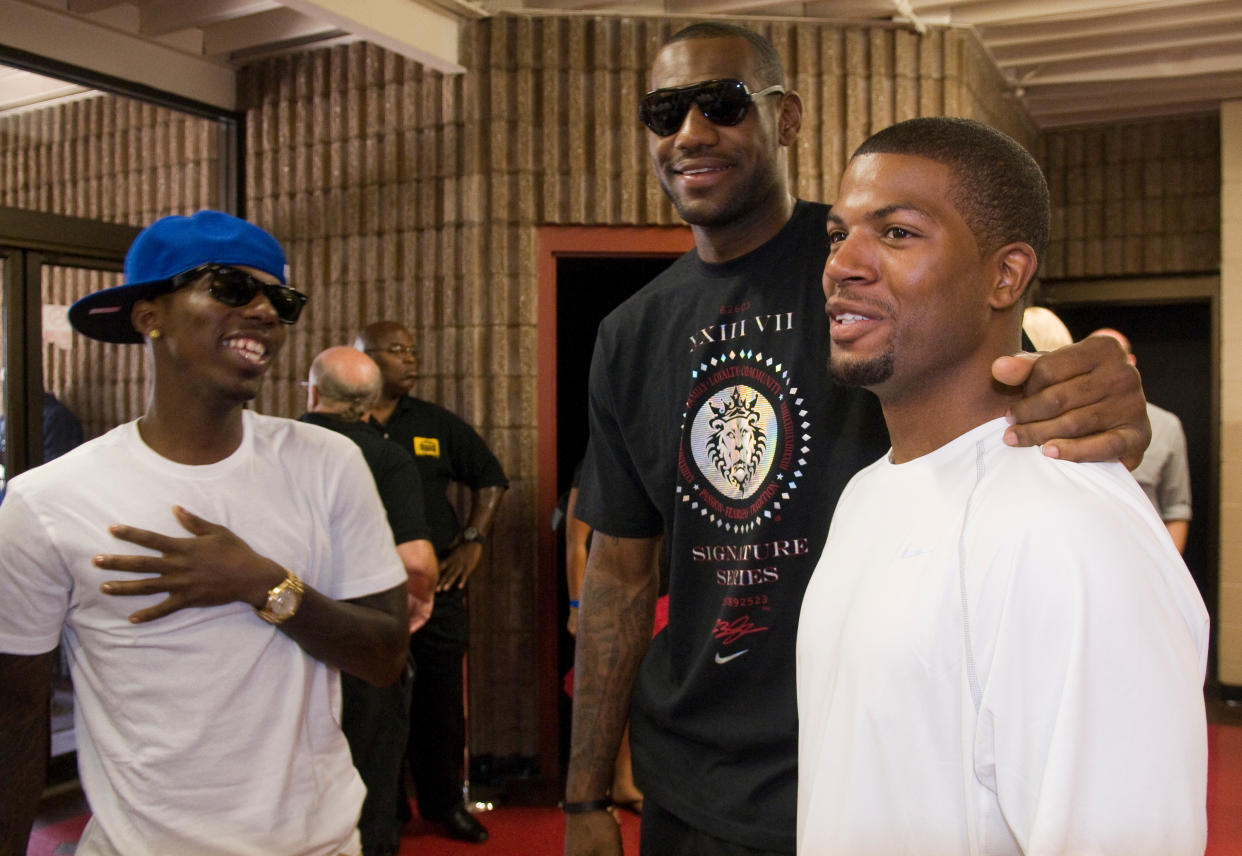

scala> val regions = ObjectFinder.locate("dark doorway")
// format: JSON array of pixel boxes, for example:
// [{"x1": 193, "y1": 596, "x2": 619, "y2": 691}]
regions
[
  {"x1": 555, "y1": 256, "x2": 679, "y2": 490},
  {"x1": 1054, "y1": 301, "x2": 1216, "y2": 670},
  {"x1": 552, "y1": 253, "x2": 679, "y2": 768}
]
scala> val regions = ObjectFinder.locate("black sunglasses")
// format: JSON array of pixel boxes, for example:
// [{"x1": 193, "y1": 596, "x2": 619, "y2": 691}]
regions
[
  {"x1": 169, "y1": 264, "x2": 308, "y2": 325},
  {"x1": 639, "y1": 78, "x2": 785, "y2": 137}
]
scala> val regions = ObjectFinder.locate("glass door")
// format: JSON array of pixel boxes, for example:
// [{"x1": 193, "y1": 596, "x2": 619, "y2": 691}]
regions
[{"x1": 1, "y1": 211, "x2": 136, "y2": 761}]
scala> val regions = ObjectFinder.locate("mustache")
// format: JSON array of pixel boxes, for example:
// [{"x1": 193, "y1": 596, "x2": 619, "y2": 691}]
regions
[{"x1": 827, "y1": 288, "x2": 895, "y2": 317}]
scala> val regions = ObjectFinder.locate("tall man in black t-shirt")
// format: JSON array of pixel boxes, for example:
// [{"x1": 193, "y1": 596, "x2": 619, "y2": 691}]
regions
[
  {"x1": 355, "y1": 320, "x2": 508, "y2": 845},
  {"x1": 563, "y1": 22, "x2": 1153, "y2": 856},
  {"x1": 299, "y1": 345, "x2": 438, "y2": 856}
]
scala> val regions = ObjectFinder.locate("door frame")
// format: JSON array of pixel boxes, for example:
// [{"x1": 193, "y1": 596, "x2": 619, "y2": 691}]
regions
[
  {"x1": 0, "y1": 208, "x2": 138, "y2": 479},
  {"x1": 1042, "y1": 273, "x2": 1221, "y2": 681},
  {"x1": 533, "y1": 224, "x2": 694, "y2": 782}
]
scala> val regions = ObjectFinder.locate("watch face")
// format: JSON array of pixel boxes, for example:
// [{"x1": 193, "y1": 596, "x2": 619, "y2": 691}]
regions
[
  {"x1": 270, "y1": 588, "x2": 299, "y2": 618},
  {"x1": 464, "y1": 527, "x2": 480, "y2": 541}
]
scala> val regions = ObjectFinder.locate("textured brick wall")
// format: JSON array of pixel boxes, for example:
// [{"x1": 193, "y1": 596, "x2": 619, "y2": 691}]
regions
[
  {"x1": 0, "y1": 96, "x2": 220, "y2": 440},
  {"x1": 238, "y1": 39, "x2": 545, "y2": 755},
  {"x1": 1039, "y1": 116, "x2": 1221, "y2": 280},
  {"x1": 0, "y1": 95, "x2": 220, "y2": 225}
]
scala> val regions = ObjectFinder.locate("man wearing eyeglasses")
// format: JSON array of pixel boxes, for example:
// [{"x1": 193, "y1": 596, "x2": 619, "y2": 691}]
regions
[
  {"x1": 300, "y1": 345, "x2": 440, "y2": 856},
  {"x1": 0, "y1": 210, "x2": 409, "y2": 856},
  {"x1": 564, "y1": 22, "x2": 1153, "y2": 856},
  {"x1": 354, "y1": 319, "x2": 508, "y2": 845}
]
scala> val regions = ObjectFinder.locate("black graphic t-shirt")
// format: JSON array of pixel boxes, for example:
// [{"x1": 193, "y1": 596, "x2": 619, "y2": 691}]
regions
[
  {"x1": 298, "y1": 412, "x2": 432, "y2": 546},
  {"x1": 370, "y1": 396, "x2": 509, "y2": 557},
  {"x1": 577, "y1": 201, "x2": 888, "y2": 851}
]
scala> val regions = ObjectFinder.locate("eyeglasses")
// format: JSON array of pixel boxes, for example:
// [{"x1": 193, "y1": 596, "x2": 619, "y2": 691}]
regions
[
  {"x1": 639, "y1": 78, "x2": 785, "y2": 137},
  {"x1": 169, "y1": 264, "x2": 309, "y2": 325},
  {"x1": 366, "y1": 344, "x2": 419, "y2": 358}
]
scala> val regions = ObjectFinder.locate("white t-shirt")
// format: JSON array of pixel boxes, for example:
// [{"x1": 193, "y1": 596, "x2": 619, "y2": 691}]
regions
[
  {"x1": 796, "y1": 417, "x2": 1208, "y2": 856},
  {"x1": 0, "y1": 411, "x2": 407, "y2": 856}
]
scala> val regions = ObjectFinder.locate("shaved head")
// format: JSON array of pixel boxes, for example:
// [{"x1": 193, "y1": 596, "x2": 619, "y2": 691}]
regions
[
  {"x1": 354, "y1": 320, "x2": 411, "y2": 352},
  {"x1": 1088, "y1": 327, "x2": 1137, "y2": 366},
  {"x1": 308, "y1": 346, "x2": 381, "y2": 420},
  {"x1": 1088, "y1": 327, "x2": 1131, "y2": 354}
]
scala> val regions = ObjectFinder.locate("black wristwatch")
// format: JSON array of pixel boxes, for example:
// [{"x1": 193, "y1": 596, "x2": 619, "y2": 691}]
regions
[{"x1": 462, "y1": 526, "x2": 486, "y2": 545}]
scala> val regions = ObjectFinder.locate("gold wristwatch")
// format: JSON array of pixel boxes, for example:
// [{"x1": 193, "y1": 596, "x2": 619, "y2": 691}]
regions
[{"x1": 257, "y1": 572, "x2": 304, "y2": 625}]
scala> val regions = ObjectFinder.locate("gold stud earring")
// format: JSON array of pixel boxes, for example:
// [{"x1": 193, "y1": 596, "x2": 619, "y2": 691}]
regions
[{"x1": 149, "y1": 329, "x2": 162, "y2": 340}]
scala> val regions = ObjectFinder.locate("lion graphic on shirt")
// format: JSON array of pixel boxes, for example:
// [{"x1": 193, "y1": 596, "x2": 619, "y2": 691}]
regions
[{"x1": 706, "y1": 386, "x2": 768, "y2": 495}]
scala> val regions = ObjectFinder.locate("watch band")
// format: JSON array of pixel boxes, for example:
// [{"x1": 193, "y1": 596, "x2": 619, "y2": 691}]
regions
[{"x1": 257, "y1": 572, "x2": 304, "y2": 625}]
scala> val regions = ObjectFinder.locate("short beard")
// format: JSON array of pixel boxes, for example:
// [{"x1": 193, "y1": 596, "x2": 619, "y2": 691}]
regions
[
  {"x1": 830, "y1": 352, "x2": 894, "y2": 388},
  {"x1": 657, "y1": 156, "x2": 783, "y2": 229},
  {"x1": 664, "y1": 183, "x2": 750, "y2": 228}
]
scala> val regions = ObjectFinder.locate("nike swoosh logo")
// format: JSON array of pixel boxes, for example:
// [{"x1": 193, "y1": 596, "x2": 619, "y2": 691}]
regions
[
  {"x1": 715, "y1": 649, "x2": 749, "y2": 664},
  {"x1": 900, "y1": 548, "x2": 933, "y2": 559}
]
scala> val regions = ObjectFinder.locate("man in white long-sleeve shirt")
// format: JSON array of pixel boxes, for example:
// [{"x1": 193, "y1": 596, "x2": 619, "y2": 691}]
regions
[{"x1": 796, "y1": 117, "x2": 1208, "y2": 856}]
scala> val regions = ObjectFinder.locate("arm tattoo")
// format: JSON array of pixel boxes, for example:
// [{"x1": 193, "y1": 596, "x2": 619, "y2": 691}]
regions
[{"x1": 564, "y1": 536, "x2": 659, "y2": 801}]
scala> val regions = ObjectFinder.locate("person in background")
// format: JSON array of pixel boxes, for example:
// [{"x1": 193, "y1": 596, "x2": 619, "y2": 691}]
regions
[
  {"x1": 0, "y1": 210, "x2": 408, "y2": 855},
  {"x1": 1089, "y1": 327, "x2": 1192, "y2": 553},
  {"x1": 0, "y1": 387, "x2": 84, "y2": 465},
  {"x1": 300, "y1": 345, "x2": 439, "y2": 856},
  {"x1": 799, "y1": 115, "x2": 1206, "y2": 855},
  {"x1": 356, "y1": 319, "x2": 508, "y2": 845},
  {"x1": 564, "y1": 22, "x2": 1153, "y2": 856},
  {"x1": 0, "y1": 389, "x2": 85, "y2": 501},
  {"x1": 38, "y1": 391, "x2": 84, "y2": 462},
  {"x1": 1020, "y1": 305, "x2": 1074, "y2": 351}
]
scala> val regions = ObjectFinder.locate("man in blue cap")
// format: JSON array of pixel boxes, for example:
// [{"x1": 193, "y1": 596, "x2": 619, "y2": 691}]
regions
[{"x1": 0, "y1": 210, "x2": 410, "y2": 856}]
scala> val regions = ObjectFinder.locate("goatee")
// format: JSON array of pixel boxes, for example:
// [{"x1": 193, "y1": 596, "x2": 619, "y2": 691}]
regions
[{"x1": 829, "y1": 353, "x2": 894, "y2": 388}]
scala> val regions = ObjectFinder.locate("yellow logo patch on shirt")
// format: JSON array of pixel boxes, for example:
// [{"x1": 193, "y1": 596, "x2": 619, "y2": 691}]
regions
[{"x1": 413, "y1": 437, "x2": 441, "y2": 458}]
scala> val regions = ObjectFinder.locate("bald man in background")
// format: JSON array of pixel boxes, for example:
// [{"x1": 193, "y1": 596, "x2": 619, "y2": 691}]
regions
[
  {"x1": 1088, "y1": 328, "x2": 1192, "y2": 553},
  {"x1": 356, "y1": 321, "x2": 507, "y2": 844},
  {"x1": 300, "y1": 346, "x2": 438, "y2": 856}
]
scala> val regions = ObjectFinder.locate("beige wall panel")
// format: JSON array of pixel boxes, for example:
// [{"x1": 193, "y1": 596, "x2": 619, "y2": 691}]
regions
[
  {"x1": 892, "y1": 32, "x2": 920, "y2": 126},
  {"x1": 565, "y1": 18, "x2": 589, "y2": 223},
  {"x1": 1042, "y1": 116, "x2": 1220, "y2": 280},
  {"x1": 819, "y1": 28, "x2": 847, "y2": 205},
  {"x1": 842, "y1": 29, "x2": 871, "y2": 156},
  {"x1": 868, "y1": 28, "x2": 894, "y2": 134}
]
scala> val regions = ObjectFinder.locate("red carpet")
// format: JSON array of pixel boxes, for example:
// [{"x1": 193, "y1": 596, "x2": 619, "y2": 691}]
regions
[
  {"x1": 400, "y1": 805, "x2": 641, "y2": 855},
  {"x1": 26, "y1": 812, "x2": 88, "y2": 856},
  {"x1": 28, "y1": 723, "x2": 1241, "y2": 855},
  {"x1": 1208, "y1": 722, "x2": 1242, "y2": 856},
  {"x1": 28, "y1": 804, "x2": 641, "y2": 856}
]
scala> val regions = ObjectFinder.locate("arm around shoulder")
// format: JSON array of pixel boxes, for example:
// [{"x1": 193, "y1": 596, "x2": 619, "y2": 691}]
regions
[{"x1": 994, "y1": 335, "x2": 1150, "y2": 466}]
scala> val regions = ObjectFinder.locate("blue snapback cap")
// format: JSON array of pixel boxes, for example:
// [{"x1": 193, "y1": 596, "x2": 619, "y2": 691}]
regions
[{"x1": 69, "y1": 210, "x2": 287, "y2": 344}]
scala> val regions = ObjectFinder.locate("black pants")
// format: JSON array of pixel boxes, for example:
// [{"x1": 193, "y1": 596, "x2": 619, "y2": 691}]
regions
[
  {"x1": 405, "y1": 589, "x2": 469, "y2": 820},
  {"x1": 640, "y1": 799, "x2": 793, "y2": 856},
  {"x1": 341, "y1": 658, "x2": 414, "y2": 856}
]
